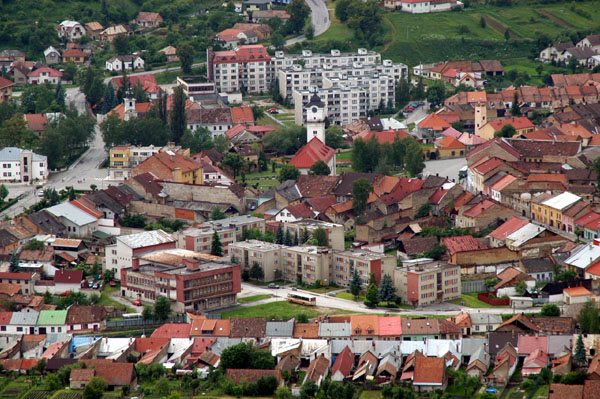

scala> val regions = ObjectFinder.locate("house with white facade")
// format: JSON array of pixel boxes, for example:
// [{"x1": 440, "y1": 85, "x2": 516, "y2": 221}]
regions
[
  {"x1": 105, "y1": 55, "x2": 145, "y2": 71},
  {"x1": 28, "y1": 67, "x2": 63, "y2": 85},
  {"x1": 0, "y1": 147, "x2": 47, "y2": 183},
  {"x1": 385, "y1": 0, "x2": 462, "y2": 13},
  {"x1": 46, "y1": 202, "x2": 99, "y2": 237},
  {"x1": 57, "y1": 20, "x2": 86, "y2": 41}
]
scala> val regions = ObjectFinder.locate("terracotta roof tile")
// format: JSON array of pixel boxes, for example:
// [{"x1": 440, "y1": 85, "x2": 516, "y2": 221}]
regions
[
  {"x1": 289, "y1": 138, "x2": 335, "y2": 169},
  {"x1": 413, "y1": 356, "x2": 445, "y2": 384},
  {"x1": 293, "y1": 323, "x2": 319, "y2": 338},
  {"x1": 442, "y1": 235, "x2": 487, "y2": 255}
]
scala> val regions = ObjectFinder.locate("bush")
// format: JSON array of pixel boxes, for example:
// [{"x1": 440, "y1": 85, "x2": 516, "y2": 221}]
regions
[
  {"x1": 363, "y1": 300, "x2": 375, "y2": 308},
  {"x1": 382, "y1": 303, "x2": 398, "y2": 308}
]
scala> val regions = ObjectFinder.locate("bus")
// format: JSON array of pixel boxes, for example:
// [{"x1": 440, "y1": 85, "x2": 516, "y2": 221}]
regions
[
  {"x1": 123, "y1": 313, "x2": 143, "y2": 320},
  {"x1": 287, "y1": 293, "x2": 317, "y2": 306}
]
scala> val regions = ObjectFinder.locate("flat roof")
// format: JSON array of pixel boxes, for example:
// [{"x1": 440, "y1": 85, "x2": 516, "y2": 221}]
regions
[
  {"x1": 230, "y1": 239, "x2": 285, "y2": 251},
  {"x1": 204, "y1": 215, "x2": 263, "y2": 227},
  {"x1": 118, "y1": 229, "x2": 176, "y2": 249},
  {"x1": 399, "y1": 261, "x2": 457, "y2": 274},
  {"x1": 335, "y1": 249, "x2": 390, "y2": 261},
  {"x1": 289, "y1": 220, "x2": 342, "y2": 229},
  {"x1": 541, "y1": 192, "x2": 581, "y2": 211}
]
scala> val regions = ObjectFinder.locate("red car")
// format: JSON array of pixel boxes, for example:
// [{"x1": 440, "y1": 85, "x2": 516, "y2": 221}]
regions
[
  {"x1": 132, "y1": 300, "x2": 142, "y2": 306},
  {"x1": 266, "y1": 108, "x2": 279, "y2": 114}
]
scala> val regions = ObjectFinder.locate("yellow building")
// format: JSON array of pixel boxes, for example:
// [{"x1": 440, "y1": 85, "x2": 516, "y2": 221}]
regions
[
  {"x1": 476, "y1": 116, "x2": 535, "y2": 141},
  {"x1": 0, "y1": 77, "x2": 14, "y2": 103},
  {"x1": 531, "y1": 192, "x2": 581, "y2": 230},
  {"x1": 109, "y1": 144, "x2": 190, "y2": 180}
]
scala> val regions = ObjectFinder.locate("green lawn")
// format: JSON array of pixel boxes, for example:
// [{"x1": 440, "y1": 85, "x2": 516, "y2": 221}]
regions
[
  {"x1": 313, "y1": 0, "x2": 354, "y2": 42},
  {"x1": 336, "y1": 291, "x2": 365, "y2": 301},
  {"x1": 238, "y1": 294, "x2": 272, "y2": 304},
  {"x1": 221, "y1": 300, "x2": 364, "y2": 320},
  {"x1": 449, "y1": 292, "x2": 509, "y2": 309},
  {"x1": 302, "y1": 286, "x2": 340, "y2": 293},
  {"x1": 336, "y1": 151, "x2": 352, "y2": 161},
  {"x1": 360, "y1": 391, "x2": 381, "y2": 399},
  {"x1": 242, "y1": 168, "x2": 281, "y2": 191},
  {"x1": 98, "y1": 284, "x2": 135, "y2": 313}
]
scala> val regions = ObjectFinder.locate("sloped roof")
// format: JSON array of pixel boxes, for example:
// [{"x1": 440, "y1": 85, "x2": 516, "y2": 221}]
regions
[
  {"x1": 281, "y1": 203, "x2": 314, "y2": 219},
  {"x1": 289, "y1": 138, "x2": 335, "y2": 169},
  {"x1": 378, "y1": 316, "x2": 402, "y2": 336},
  {"x1": 413, "y1": 356, "x2": 445, "y2": 385},
  {"x1": 442, "y1": 235, "x2": 487, "y2": 255},
  {"x1": 331, "y1": 345, "x2": 353, "y2": 377},
  {"x1": 230, "y1": 317, "x2": 266, "y2": 338},
  {"x1": 150, "y1": 323, "x2": 191, "y2": 338},
  {"x1": 305, "y1": 354, "x2": 329, "y2": 382},
  {"x1": 293, "y1": 323, "x2": 319, "y2": 338},
  {"x1": 418, "y1": 113, "x2": 451, "y2": 131},
  {"x1": 231, "y1": 106, "x2": 254, "y2": 123},
  {"x1": 54, "y1": 269, "x2": 83, "y2": 284}
]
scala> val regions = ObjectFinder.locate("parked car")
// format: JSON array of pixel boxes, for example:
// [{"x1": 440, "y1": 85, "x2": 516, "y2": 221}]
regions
[
  {"x1": 268, "y1": 283, "x2": 280, "y2": 289},
  {"x1": 132, "y1": 300, "x2": 142, "y2": 306},
  {"x1": 93, "y1": 283, "x2": 99, "y2": 289},
  {"x1": 87, "y1": 281, "x2": 93, "y2": 288},
  {"x1": 266, "y1": 108, "x2": 278, "y2": 114},
  {"x1": 109, "y1": 280, "x2": 117, "y2": 287},
  {"x1": 37, "y1": 190, "x2": 44, "y2": 197}
]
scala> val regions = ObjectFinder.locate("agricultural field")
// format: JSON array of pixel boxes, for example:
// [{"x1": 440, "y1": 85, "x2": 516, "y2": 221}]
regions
[
  {"x1": 314, "y1": 0, "x2": 600, "y2": 67},
  {"x1": 52, "y1": 392, "x2": 82, "y2": 399},
  {"x1": 0, "y1": 383, "x2": 29, "y2": 399},
  {"x1": 23, "y1": 390, "x2": 51, "y2": 399}
]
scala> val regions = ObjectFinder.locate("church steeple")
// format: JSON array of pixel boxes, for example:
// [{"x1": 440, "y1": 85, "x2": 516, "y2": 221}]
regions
[{"x1": 304, "y1": 93, "x2": 326, "y2": 144}]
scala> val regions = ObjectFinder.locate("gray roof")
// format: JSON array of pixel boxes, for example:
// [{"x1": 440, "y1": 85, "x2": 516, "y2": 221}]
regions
[
  {"x1": 468, "y1": 346, "x2": 490, "y2": 368},
  {"x1": 461, "y1": 337, "x2": 487, "y2": 358},
  {"x1": 26, "y1": 210, "x2": 66, "y2": 235},
  {"x1": 204, "y1": 214, "x2": 263, "y2": 228},
  {"x1": 0, "y1": 147, "x2": 46, "y2": 162},
  {"x1": 10, "y1": 311, "x2": 39, "y2": 325},
  {"x1": 468, "y1": 312, "x2": 502, "y2": 325},
  {"x1": 521, "y1": 258, "x2": 554, "y2": 274},
  {"x1": 547, "y1": 335, "x2": 573, "y2": 356},
  {"x1": 275, "y1": 180, "x2": 302, "y2": 202},
  {"x1": 318, "y1": 322, "x2": 351, "y2": 337},
  {"x1": 47, "y1": 202, "x2": 98, "y2": 227},
  {"x1": 210, "y1": 338, "x2": 242, "y2": 355},
  {"x1": 266, "y1": 321, "x2": 294, "y2": 337}
]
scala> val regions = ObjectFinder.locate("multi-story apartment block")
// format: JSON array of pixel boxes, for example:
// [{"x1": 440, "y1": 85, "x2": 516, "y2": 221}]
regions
[
  {"x1": 292, "y1": 72, "x2": 396, "y2": 126},
  {"x1": 332, "y1": 250, "x2": 396, "y2": 287},
  {"x1": 203, "y1": 215, "x2": 265, "y2": 240},
  {"x1": 121, "y1": 255, "x2": 241, "y2": 312},
  {"x1": 176, "y1": 76, "x2": 217, "y2": 101},
  {"x1": 282, "y1": 245, "x2": 332, "y2": 285},
  {"x1": 109, "y1": 143, "x2": 189, "y2": 180},
  {"x1": 229, "y1": 240, "x2": 286, "y2": 281},
  {"x1": 394, "y1": 260, "x2": 461, "y2": 307},
  {"x1": 271, "y1": 48, "x2": 383, "y2": 72},
  {"x1": 279, "y1": 60, "x2": 405, "y2": 102},
  {"x1": 0, "y1": 147, "x2": 47, "y2": 183},
  {"x1": 178, "y1": 225, "x2": 237, "y2": 256},
  {"x1": 277, "y1": 220, "x2": 345, "y2": 250},
  {"x1": 207, "y1": 45, "x2": 272, "y2": 93}
]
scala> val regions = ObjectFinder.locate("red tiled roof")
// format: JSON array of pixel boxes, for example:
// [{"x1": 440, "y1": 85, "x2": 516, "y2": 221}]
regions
[
  {"x1": 355, "y1": 129, "x2": 410, "y2": 144},
  {"x1": 23, "y1": 114, "x2": 48, "y2": 132},
  {"x1": 489, "y1": 217, "x2": 529, "y2": 241},
  {"x1": 490, "y1": 174, "x2": 517, "y2": 192},
  {"x1": 212, "y1": 45, "x2": 271, "y2": 65},
  {"x1": 351, "y1": 315, "x2": 379, "y2": 336},
  {"x1": 418, "y1": 113, "x2": 451, "y2": 131},
  {"x1": 109, "y1": 102, "x2": 153, "y2": 120},
  {"x1": 225, "y1": 124, "x2": 247, "y2": 139},
  {"x1": 112, "y1": 74, "x2": 161, "y2": 94},
  {"x1": 585, "y1": 259, "x2": 600, "y2": 277},
  {"x1": 0, "y1": 77, "x2": 14, "y2": 89},
  {"x1": 458, "y1": 132, "x2": 487, "y2": 146},
  {"x1": 283, "y1": 203, "x2": 314, "y2": 219},
  {"x1": 293, "y1": 323, "x2": 319, "y2": 338},
  {"x1": 462, "y1": 199, "x2": 496, "y2": 217},
  {"x1": 526, "y1": 174, "x2": 567, "y2": 184},
  {"x1": 332, "y1": 345, "x2": 353, "y2": 377},
  {"x1": 28, "y1": 67, "x2": 62, "y2": 78},
  {"x1": 549, "y1": 383, "x2": 583, "y2": 399},
  {"x1": 231, "y1": 106, "x2": 254, "y2": 124},
  {"x1": 305, "y1": 195, "x2": 338, "y2": 213},
  {"x1": 378, "y1": 316, "x2": 402, "y2": 336},
  {"x1": 289, "y1": 138, "x2": 335, "y2": 169},
  {"x1": 0, "y1": 272, "x2": 33, "y2": 280},
  {"x1": 151, "y1": 323, "x2": 191, "y2": 338},
  {"x1": 564, "y1": 286, "x2": 591, "y2": 297},
  {"x1": 488, "y1": 116, "x2": 534, "y2": 131},
  {"x1": 413, "y1": 356, "x2": 445, "y2": 384},
  {"x1": 441, "y1": 127, "x2": 462, "y2": 139},
  {"x1": 429, "y1": 188, "x2": 448, "y2": 205},
  {"x1": 54, "y1": 269, "x2": 84, "y2": 284},
  {"x1": 93, "y1": 361, "x2": 135, "y2": 386},
  {"x1": 576, "y1": 211, "x2": 600, "y2": 230},
  {"x1": 437, "y1": 135, "x2": 465, "y2": 150},
  {"x1": 0, "y1": 312, "x2": 12, "y2": 324},
  {"x1": 63, "y1": 48, "x2": 84, "y2": 58},
  {"x1": 442, "y1": 235, "x2": 487, "y2": 255},
  {"x1": 306, "y1": 354, "x2": 329, "y2": 382},
  {"x1": 517, "y1": 335, "x2": 548, "y2": 355},
  {"x1": 473, "y1": 157, "x2": 503, "y2": 175}
]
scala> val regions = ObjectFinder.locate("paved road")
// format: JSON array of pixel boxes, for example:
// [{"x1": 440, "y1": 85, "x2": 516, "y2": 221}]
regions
[
  {"x1": 285, "y1": 0, "x2": 330, "y2": 46},
  {"x1": 238, "y1": 283, "x2": 542, "y2": 316},
  {"x1": 423, "y1": 158, "x2": 467, "y2": 184}
]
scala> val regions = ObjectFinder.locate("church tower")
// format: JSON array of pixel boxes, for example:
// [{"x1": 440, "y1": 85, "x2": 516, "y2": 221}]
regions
[
  {"x1": 123, "y1": 89, "x2": 137, "y2": 121},
  {"x1": 304, "y1": 93, "x2": 326, "y2": 144},
  {"x1": 474, "y1": 102, "x2": 486, "y2": 138}
]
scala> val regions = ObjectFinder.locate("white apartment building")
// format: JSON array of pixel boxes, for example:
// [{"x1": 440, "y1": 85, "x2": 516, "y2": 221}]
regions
[
  {"x1": 178, "y1": 225, "x2": 237, "y2": 256},
  {"x1": 271, "y1": 48, "x2": 383, "y2": 72},
  {"x1": 207, "y1": 45, "x2": 272, "y2": 93},
  {"x1": 292, "y1": 72, "x2": 395, "y2": 126},
  {"x1": 0, "y1": 147, "x2": 47, "y2": 183},
  {"x1": 278, "y1": 60, "x2": 406, "y2": 101}
]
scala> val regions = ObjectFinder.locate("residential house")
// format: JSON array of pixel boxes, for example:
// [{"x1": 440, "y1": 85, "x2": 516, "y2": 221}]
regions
[
  {"x1": 476, "y1": 117, "x2": 535, "y2": 141},
  {"x1": 563, "y1": 286, "x2": 591, "y2": 304},
  {"x1": 105, "y1": 55, "x2": 145, "y2": 71},
  {"x1": 531, "y1": 191, "x2": 584, "y2": 233},
  {"x1": 540, "y1": 42, "x2": 574, "y2": 62},
  {"x1": 131, "y1": 151, "x2": 202, "y2": 184},
  {"x1": 413, "y1": 356, "x2": 447, "y2": 392},
  {"x1": 0, "y1": 147, "x2": 48, "y2": 183},
  {"x1": 331, "y1": 345, "x2": 354, "y2": 381},
  {"x1": 159, "y1": 46, "x2": 178, "y2": 62},
  {"x1": 44, "y1": 47, "x2": 61, "y2": 65},
  {"x1": 28, "y1": 67, "x2": 62, "y2": 85},
  {"x1": 0, "y1": 49, "x2": 26, "y2": 66},
  {"x1": 418, "y1": 113, "x2": 451, "y2": 143},
  {"x1": 57, "y1": 21, "x2": 86, "y2": 41},
  {"x1": 304, "y1": 354, "x2": 330, "y2": 386},
  {"x1": 46, "y1": 202, "x2": 98, "y2": 237},
  {"x1": 62, "y1": 48, "x2": 85, "y2": 65},
  {"x1": 101, "y1": 25, "x2": 130, "y2": 42},
  {"x1": 519, "y1": 258, "x2": 554, "y2": 283},
  {"x1": 134, "y1": 12, "x2": 163, "y2": 29},
  {"x1": 522, "y1": 348, "x2": 549, "y2": 376},
  {"x1": 85, "y1": 22, "x2": 104, "y2": 40},
  {"x1": 54, "y1": 269, "x2": 84, "y2": 294},
  {"x1": 0, "y1": 77, "x2": 13, "y2": 103}
]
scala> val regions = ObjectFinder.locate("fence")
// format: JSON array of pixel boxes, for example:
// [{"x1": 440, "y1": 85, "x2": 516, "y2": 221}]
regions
[
  {"x1": 462, "y1": 280, "x2": 486, "y2": 293},
  {"x1": 106, "y1": 315, "x2": 186, "y2": 329},
  {"x1": 477, "y1": 292, "x2": 510, "y2": 306}
]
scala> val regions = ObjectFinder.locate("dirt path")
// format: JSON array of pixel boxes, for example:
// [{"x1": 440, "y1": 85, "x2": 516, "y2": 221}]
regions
[
  {"x1": 381, "y1": 15, "x2": 398, "y2": 54},
  {"x1": 536, "y1": 9, "x2": 575, "y2": 29},
  {"x1": 482, "y1": 15, "x2": 520, "y2": 39}
]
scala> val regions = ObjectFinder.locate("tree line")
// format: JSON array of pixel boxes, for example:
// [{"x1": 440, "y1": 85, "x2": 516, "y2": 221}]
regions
[{"x1": 352, "y1": 135, "x2": 425, "y2": 177}]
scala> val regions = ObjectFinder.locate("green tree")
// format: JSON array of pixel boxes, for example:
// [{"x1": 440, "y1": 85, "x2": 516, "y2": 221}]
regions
[
  {"x1": 142, "y1": 306, "x2": 153, "y2": 320},
  {"x1": 592, "y1": 157, "x2": 600, "y2": 188},
  {"x1": 0, "y1": 184, "x2": 8, "y2": 203},
  {"x1": 515, "y1": 280, "x2": 527, "y2": 295},
  {"x1": 352, "y1": 136, "x2": 380, "y2": 172},
  {"x1": 417, "y1": 202, "x2": 433, "y2": 218},
  {"x1": 249, "y1": 262, "x2": 265, "y2": 281},
  {"x1": 301, "y1": 227, "x2": 309, "y2": 244},
  {"x1": 405, "y1": 139, "x2": 425, "y2": 177},
  {"x1": 325, "y1": 125, "x2": 344, "y2": 149},
  {"x1": 495, "y1": 124, "x2": 517, "y2": 138},
  {"x1": 350, "y1": 269, "x2": 361, "y2": 299},
  {"x1": 377, "y1": 274, "x2": 395, "y2": 303},
  {"x1": 511, "y1": 92, "x2": 521, "y2": 116},
  {"x1": 309, "y1": 160, "x2": 331, "y2": 175},
  {"x1": 170, "y1": 86, "x2": 187, "y2": 143},
  {"x1": 276, "y1": 224, "x2": 284, "y2": 244},
  {"x1": 426, "y1": 81, "x2": 446, "y2": 108},
  {"x1": 223, "y1": 153, "x2": 246, "y2": 179},
  {"x1": 293, "y1": 230, "x2": 299, "y2": 246},
  {"x1": 304, "y1": 23, "x2": 314, "y2": 40},
  {"x1": 352, "y1": 178, "x2": 373, "y2": 215},
  {"x1": 540, "y1": 303, "x2": 560, "y2": 317},
  {"x1": 480, "y1": 16, "x2": 486, "y2": 28},
  {"x1": 45, "y1": 373, "x2": 63, "y2": 391},
  {"x1": 264, "y1": 125, "x2": 306, "y2": 154},
  {"x1": 211, "y1": 231, "x2": 224, "y2": 256},
  {"x1": 9, "y1": 252, "x2": 19, "y2": 273},
  {"x1": 579, "y1": 301, "x2": 600, "y2": 334},
  {"x1": 155, "y1": 378, "x2": 170, "y2": 395},
  {"x1": 153, "y1": 296, "x2": 171, "y2": 321},
  {"x1": 210, "y1": 206, "x2": 226, "y2": 220},
  {"x1": 286, "y1": 0, "x2": 311, "y2": 34},
  {"x1": 178, "y1": 43, "x2": 195, "y2": 74},
  {"x1": 412, "y1": 78, "x2": 425, "y2": 101},
  {"x1": 271, "y1": 32, "x2": 285, "y2": 49},
  {"x1": 365, "y1": 283, "x2": 378, "y2": 306},
  {"x1": 297, "y1": 313, "x2": 309, "y2": 323},
  {"x1": 284, "y1": 227, "x2": 292, "y2": 246},
  {"x1": 312, "y1": 227, "x2": 328, "y2": 246},
  {"x1": 279, "y1": 164, "x2": 299, "y2": 182},
  {"x1": 112, "y1": 34, "x2": 130, "y2": 54},
  {"x1": 276, "y1": 385, "x2": 292, "y2": 399},
  {"x1": 301, "y1": 380, "x2": 318, "y2": 398},
  {"x1": 82, "y1": 377, "x2": 107, "y2": 399},
  {"x1": 574, "y1": 334, "x2": 586, "y2": 365},
  {"x1": 396, "y1": 78, "x2": 411, "y2": 109},
  {"x1": 335, "y1": 0, "x2": 352, "y2": 22}
]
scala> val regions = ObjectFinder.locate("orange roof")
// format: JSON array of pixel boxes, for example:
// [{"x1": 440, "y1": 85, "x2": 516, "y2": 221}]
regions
[
  {"x1": 526, "y1": 174, "x2": 567, "y2": 184},
  {"x1": 326, "y1": 201, "x2": 353, "y2": 214},
  {"x1": 489, "y1": 216, "x2": 528, "y2": 241},
  {"x1": 231, "y1": 106, "x2": 254, "y2": 124},
  {"x1": 212, "y1": 45, "x2": 271, "y2": 65},
  {"x1": 153, "y1": 151, "x2": 202, "y2": 173},
  {"x1": 23, "y1": 113, "x2": 48, "y2": 132},
  {"x1": 521, "y1": 130, "x2": 553, "y2": 140},
  {"x1": 559, "y1": 123, "x2": 593, "y2": 139},
  {"x1": 293, "y1": 323, "x2": 319, "y2": 338},
  {"x1": 436, "y1": 135, "x2": 466, "y2": 150},
  {"x1": 491, "y1": 174, "x2": 517, "y2": 192},
  {"x1": 418, "y1": 113, "x2": 451, "y2": 131},
  {"x1": 350, "y1": 315, "x2": 380, "y2": 336},
  {"x1": 355, "y1": 129, "x2": 410, "y2": 144},
  {"x1": 378, "y1": 316, "x2": 402, "y2": 336},
  {"x1": 589, "y1": 135, "x2": 600, "y2": 146},
  {"x1": 564, "y1": 286, "x2": 591, "y2": 297},
  {"x1": 289, "y1": 138, "x2": 335, "y2": 169},
  {"x1": 413, "y1": 356, "x2": 445, "y2": 384},
  {"x1": 109, "y1": 102, "x2": 153, "y2": 120},
  {"x1": 487, "y1": 116, "x2": 534, "y2": 131},
  {"x1": 466, "y1": 91, "x2": 487, "y2": 103}
]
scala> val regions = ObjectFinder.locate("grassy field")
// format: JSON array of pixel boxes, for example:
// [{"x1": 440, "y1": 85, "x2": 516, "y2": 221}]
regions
[
  {"x1": 360, "y1": 391, "x2": 381, "y2": 399},
  {"x1": 242, "y1": 168, "x2": 281, "y2": 191},
  {"x1": 336, "y1": 291, "x2": 365, "y2": 301},
  {"x1": 313, "y1": 1, "x2": 600, "y2": 66},
  {"x1": 221, "y1": 300, "x2": 363, "y2": 320},
  {"x1": 98, "y1": 284, "x2": 135, "y2": 313},
  {"x1": 238, "y1": 294, "x2": 272, "y2": 304},
  {"x1": 449, "y1": 292, "x2": 509, "y2": 308},
  {"x1": 302, "y1": 286, "x2": 341, "y2": 293}
]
